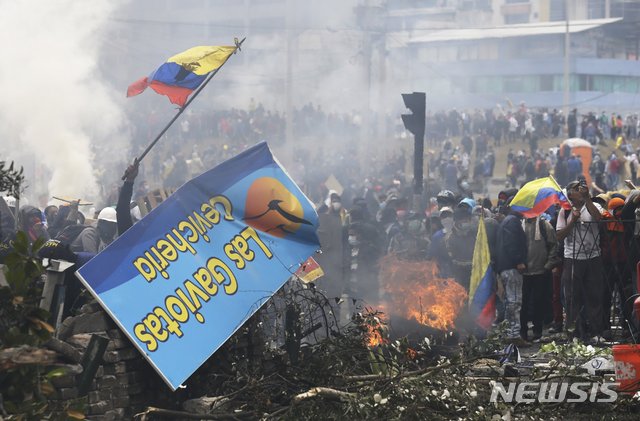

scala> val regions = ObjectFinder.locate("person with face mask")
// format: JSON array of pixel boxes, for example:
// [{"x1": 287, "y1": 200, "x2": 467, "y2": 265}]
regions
[
  {"x1": 316, "y1": 191, "x2": 348, "y2": 320},
  {"x1": 428, "y1": 208, "x2": 454, "y2": 278},
  {"x1": 17, "y1": 205, "x2": 50, "y2": 244},
  {"x1": 495, "y1": 203, "x2": 528, "y2": 346},
  {"x1": 346, "y1": 207, "x2": 381, "y2": 305},
  {"x1": 387, "y1": 212, "x2": 428, "y2": 260},
  {"x1": 445, "y1": 205, "x2": 479, "y2": 291},
  {"x1": 70, "y1": 207, "x2": 118, "y2": 254}
]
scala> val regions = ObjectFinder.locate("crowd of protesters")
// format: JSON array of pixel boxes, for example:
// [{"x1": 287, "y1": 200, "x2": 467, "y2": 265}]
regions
[{"x1": 3, "y1": 100, "x2": 640, "y2": 348}]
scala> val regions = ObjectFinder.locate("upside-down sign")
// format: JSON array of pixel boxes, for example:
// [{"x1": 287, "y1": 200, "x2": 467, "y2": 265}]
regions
[{"x1": 76, "y1": 142, "x2": 320, "y2": 390}]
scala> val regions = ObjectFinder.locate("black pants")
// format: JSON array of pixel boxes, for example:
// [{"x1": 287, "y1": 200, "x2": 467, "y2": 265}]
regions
[
  {"x1": 562, "y1": 257, "x2": 605, "y2": 338},
  {"x1": 521, "y1": 273, "x2": 552, "y2": 339},
  {"x1": 602, "y1": 261, "x2": 633, "y2": 331}
]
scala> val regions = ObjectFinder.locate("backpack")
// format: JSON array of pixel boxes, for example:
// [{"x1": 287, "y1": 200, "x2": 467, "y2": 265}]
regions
[{"x1": 55, "y1": 224, "x2": 89, "y2": 245}]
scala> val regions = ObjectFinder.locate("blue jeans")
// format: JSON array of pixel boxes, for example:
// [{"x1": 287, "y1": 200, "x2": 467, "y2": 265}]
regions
[{"x1": 500, "y1": 269, "x2": 523, "y2": 339}]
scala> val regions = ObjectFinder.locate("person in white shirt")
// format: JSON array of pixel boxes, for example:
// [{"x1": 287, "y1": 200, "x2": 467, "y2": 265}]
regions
[{"x1": 556, "y1": 180, "x2": 605, "y2": 344}]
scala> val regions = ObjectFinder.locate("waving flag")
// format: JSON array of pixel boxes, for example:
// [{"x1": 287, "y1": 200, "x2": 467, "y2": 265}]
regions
[
  {"x1": 509, "y1": 177, "x2": 571, "y2": 218},
  {"x1": 469, "y1": 217, "x2": 495, "y2": 329},
  {"x1": 127, "y1": 45, "x2": 237, "y2": 106}
]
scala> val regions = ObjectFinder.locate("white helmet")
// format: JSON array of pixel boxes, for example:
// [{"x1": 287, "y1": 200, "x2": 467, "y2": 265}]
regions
[{"x1": 97, "y1": 207, "x2": 117, "y2": 223}]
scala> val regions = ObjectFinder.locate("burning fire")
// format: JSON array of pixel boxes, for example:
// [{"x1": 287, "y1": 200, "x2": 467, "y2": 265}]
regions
[
  {"x1": 365, "y1": 314, "x2": 388, "y2": 347},
  {"x1": 378, "y1": 256, "x2": 468, "y2": 331}
]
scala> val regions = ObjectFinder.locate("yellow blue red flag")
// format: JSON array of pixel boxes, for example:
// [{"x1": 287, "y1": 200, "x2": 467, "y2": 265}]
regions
[
  {"x1": 509, "y1": 177, "x2": 571, "y2": 218},
  {"x1": 127, "y1": 45, "x2": 237, "y2": 106},
  {"x1": 469, "y1": 217, "x2": 495, "y2": 329}
]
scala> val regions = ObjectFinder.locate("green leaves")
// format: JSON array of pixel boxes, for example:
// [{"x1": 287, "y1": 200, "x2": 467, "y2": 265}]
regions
[
  {"x1": 0, "y1": 230, "x2": 54, "y2": 418},
  {"x1": 0, "y1": 159, "x2": 25, "y2": 199}
]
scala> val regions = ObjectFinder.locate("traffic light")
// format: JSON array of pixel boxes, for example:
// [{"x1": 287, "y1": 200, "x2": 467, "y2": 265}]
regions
[
  {"x1": 401, "y1": 92, "x2": 426, "y2": 197},
  {"x1": 401, "y1": 92, "x2": 425, "y2": 136}
]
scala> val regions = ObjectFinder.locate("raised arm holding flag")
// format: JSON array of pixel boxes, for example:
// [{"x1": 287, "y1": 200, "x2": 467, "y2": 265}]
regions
[{"x1": 123, "y1": 38, "x2": 245, "y2": 180}]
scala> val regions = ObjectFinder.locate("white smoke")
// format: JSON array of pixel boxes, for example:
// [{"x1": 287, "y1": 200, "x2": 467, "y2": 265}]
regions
[{"x1": 0, "y1": 0, "x2": 128, "y2": 206}]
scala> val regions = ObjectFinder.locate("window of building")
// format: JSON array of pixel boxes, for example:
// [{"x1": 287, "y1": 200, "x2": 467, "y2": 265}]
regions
[
  {"x1": 503, "y1": 76, "x2": 523, "y2": 92},
  {"x1": 540, "y1": 75, "x2": 554, "y2": 91},
  {"x1": 588, "y1": 0, "x2": 606, "y2": 19},
  {"x1": 478, "y1": 43, "x2": 499, "y2": 60},
  {"x1": 593, "y1": 75, "x2": 613, "y2": 93},
  {"x1": 471, "y1": 76, "x2": 502, "y2": 93},
  {"x1": 505, "y1": 13, "x2": 529, "y2": 24},
  {"x1": 549, "y1": 0, "x2": 567, "y2": 21},
  {"x1": 578, "y1": 75, "x2": 594, "y2": 91},
  {"x1": 627, "y1": 77, "x2": 640, "y2": 93},
  {"x1": 457, "y1": 44, "x2": 479, "y2": 61}
]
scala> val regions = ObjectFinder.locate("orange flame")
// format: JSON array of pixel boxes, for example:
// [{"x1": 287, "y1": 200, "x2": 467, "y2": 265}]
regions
[
  {"x1": 364, "y1": 314, "x2": 388, "y2": 347},
  {"x1": 378, "y1": 255, "x2": 468, "y2": 331}
]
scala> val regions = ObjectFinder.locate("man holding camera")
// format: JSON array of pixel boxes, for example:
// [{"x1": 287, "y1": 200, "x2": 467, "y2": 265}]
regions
[{"x1": 556, "y1": 179, "x2": 605, "y2": 344}]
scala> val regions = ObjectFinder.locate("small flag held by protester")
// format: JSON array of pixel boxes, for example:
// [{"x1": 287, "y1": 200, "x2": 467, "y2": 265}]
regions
[
  {"x1": 127, "y1": 45, "x2": 238, "y2": 106},
  {"x1": 294, "y1": 256, "x2": 324, "y2": 284},
  {"x1": 508, "y1": 176, "x2": 571, "y2": 218},
  {"x1": 469, "y1": 217, "x2": 495, "y2": 329}
]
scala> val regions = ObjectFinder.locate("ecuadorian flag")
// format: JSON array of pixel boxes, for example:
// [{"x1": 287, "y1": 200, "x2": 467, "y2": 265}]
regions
[
  {"x1": 469, "y1": 217, "x2": 495, "y2": 329},
  {"x1": 509, "y1": 177, "x2": 571, "y2": 218},
  {"x1": 127, "y1": 45, "x2": 237, "y2": 106}
]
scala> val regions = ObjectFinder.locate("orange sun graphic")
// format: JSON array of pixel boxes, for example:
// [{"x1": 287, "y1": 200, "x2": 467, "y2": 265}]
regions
[{"x1": 243, "y1": 177, "x2": 311, "y2": 238}]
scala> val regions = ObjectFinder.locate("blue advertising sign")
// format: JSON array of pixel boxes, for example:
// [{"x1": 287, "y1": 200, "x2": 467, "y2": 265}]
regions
[{"x1": 76, "y1": 142, "x2": 320, "y2": 390}]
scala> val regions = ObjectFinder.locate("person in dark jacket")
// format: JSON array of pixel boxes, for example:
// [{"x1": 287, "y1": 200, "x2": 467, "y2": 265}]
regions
[
  {"x1": 429, "y1": 207, "x2": 454, "y2": 278},
  {"x1": 601, "y1": 197, "x2": 633, "y2": 339},
  {"x1": 18, "y1": 205, "x2": 50, "y2": 244},
  {"x1": 70, "y1": 207, "x2": 117, "y2": 254},
  {"x1": 445, "y1": 205, "x2": 478, "y2": 291},
  {"x1": 496, "y1": 208, "x2": 528, "y2": 344},
  {"x1": 521, "y1": 216, "x2": 559, "y2": 342},
  {"x1": 116, "y1": 160, "x2": 140, "y2": 235}
]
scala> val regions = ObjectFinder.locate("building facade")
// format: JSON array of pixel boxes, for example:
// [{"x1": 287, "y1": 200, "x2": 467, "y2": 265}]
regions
[{"x1": 387, "y1": 0, "x2": 640, "y2": 111}]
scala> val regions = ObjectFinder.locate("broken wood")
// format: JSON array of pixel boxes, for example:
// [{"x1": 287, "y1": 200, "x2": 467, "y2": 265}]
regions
[
  {"x1": 293, "y1": 387, "x2": 356, "y2": 403},
  {"x1": 133, "y1": 406, "x2": 253, "y2": 420},
  {"x1": 0, "y1": 346, "x2": 58, "y2": 371},
  {"x1": 44, "y1": 337, "x2": 82, "y2": 363},
  {"x1": 343, "y1": 354, "x2": 490, "y2": 382}
]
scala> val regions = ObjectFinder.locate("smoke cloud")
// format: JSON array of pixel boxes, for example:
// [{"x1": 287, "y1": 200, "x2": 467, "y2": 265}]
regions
[{"x1": 0, "y1": 0, "x2": 128, "y2": 206}]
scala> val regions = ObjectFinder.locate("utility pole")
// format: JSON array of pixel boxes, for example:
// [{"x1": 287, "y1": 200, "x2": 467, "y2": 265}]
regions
[
  {"x1": 284, "y1": 0, "x2": 298, "y2": 170},
  {"x1": 562, "y1": 0, "x2": 571, "y2": 120}
]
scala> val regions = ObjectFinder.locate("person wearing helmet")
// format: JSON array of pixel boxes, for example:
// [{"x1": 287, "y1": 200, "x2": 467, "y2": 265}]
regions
[
  {"x1": 436, "y1": 190, "x2": 456, "y2": 209},
  {"x1": 18, "y1": 205, "x2": 50, "y2": 244},
  {"x1": 70, "y1": 207, "x2": 118, "y2": 254}
]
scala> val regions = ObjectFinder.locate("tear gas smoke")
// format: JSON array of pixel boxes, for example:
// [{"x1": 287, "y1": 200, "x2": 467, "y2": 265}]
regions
[{"x1": 0, "y1": 0, "x2": 128, "y2": 206}]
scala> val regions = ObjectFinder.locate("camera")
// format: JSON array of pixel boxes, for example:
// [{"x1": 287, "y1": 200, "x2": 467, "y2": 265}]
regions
[{"x1": 578, "y1": 178, "x2": 587, "y2": 189}]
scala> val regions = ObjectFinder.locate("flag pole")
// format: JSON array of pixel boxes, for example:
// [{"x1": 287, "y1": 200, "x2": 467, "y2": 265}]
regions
[
  {"x1": 549, "y1": 174, "x2": 575, "y2": 208},
  {"x1": 122, "y1": 37, "x2": 245, "y2": 180}
]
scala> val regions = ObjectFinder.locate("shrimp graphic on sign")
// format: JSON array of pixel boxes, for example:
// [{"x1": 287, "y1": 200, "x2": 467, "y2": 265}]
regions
[{"x1": 243, "y1": 177, "x2": 312, "y2": 238}]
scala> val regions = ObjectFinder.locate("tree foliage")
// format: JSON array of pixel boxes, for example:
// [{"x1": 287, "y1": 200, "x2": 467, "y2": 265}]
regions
[
  {"x1": 0, "y1": 160, "x2": 25, "y2": 199},
  {"x1": 0, "y1": 232, "x2": 58, "y2": 419}
]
